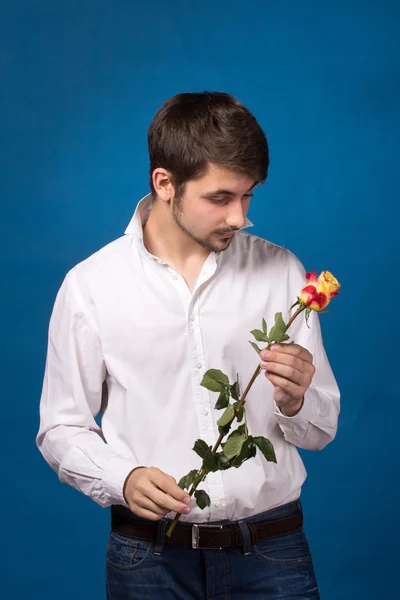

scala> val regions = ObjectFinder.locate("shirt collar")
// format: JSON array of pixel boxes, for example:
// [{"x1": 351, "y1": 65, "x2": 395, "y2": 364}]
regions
[
  {"x1": 124, "y1": 193, "x2": 153, "y2": 239},
  {"x1": 124, "y1": 193, "x2": 254, "y2": 241}
]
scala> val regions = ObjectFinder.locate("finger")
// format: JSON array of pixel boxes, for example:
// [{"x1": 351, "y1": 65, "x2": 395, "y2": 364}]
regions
[
  {"x1": 269, "y1": 344, "x2": 313, "y2": 363},
  {"x1": 149, "y1": 487, "x2": 192, "y2": 515},
  {"x1": 262, "y1": 361, "x2": 308, "y2": 387},
  {"x1": 136, "y1": 496, "x2": 170, "y2": 518},
  {"x1": 265, "y1": 372, "x2": 304, "y2": 398},
  {"x1": 260, "y1": 351, "x2": 309, "y2": 373},
  {"x1": 149, "y1": 469, "x2": 191, "y2": 504},
  {"x1": 130, "y1": 505, "x2": 166, "y2": 521}
]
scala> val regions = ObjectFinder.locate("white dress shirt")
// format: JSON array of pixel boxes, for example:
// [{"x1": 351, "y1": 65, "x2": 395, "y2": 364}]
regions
[{"x1": 36, "y1": 194, "x2": 340, "y2": 523}]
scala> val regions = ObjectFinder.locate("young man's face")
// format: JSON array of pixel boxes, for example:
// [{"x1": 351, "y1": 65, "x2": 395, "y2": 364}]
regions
[{"x1": 172, "y1": 163, "x2": 257, "y2": 253}]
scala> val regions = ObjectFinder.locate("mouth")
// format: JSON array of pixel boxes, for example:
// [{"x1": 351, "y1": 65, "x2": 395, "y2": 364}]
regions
[{"x1": 216, "y1": 231, "x2": 236, "y2": 238}]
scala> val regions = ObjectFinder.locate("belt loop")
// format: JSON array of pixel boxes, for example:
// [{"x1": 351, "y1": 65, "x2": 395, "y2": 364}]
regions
[
  {"x1": 153, "y1": 519, "x2": 168, "y2": 555},
  {"x1": 237, "y1": 520, "x2": 252, "y2": 556}
]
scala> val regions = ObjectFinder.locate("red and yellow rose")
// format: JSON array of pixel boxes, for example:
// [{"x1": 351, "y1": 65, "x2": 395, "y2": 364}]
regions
[{"x1": 299, "y1": 271, "x2": 341, "y2": 312}]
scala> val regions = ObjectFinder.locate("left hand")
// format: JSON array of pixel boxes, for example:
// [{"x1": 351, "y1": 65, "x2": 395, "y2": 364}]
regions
[{"x1": 260, "y1": 344, "x2": 315, "y2": 417}]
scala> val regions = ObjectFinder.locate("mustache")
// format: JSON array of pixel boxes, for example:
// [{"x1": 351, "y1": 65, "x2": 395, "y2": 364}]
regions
[{"x1": 213, "y1": 228, "x2": 239, "y2": 234}]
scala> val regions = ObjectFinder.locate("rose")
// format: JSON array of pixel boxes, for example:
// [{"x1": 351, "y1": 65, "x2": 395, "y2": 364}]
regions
[
  {"x1": 299, "y1": 271, "x2": 340, "y2": 312},
  {"x1": 166, "y1": 268, "x2": 340, "y2": 537}
]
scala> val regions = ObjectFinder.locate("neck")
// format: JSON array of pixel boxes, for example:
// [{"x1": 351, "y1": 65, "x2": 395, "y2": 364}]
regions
[{"x1": 142, "y1": 198, "x2": 210, "y2": 271}]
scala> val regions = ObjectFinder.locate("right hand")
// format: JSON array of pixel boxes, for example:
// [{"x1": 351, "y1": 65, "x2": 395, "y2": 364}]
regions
[{"x1": 123, "y1": 466, "x2": 192, "y2": 520}]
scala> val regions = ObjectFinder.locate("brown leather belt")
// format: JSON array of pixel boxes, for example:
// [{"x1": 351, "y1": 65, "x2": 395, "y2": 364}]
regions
[{"x1": 111, "y1": 505, "x2": 303, "y2": 550}]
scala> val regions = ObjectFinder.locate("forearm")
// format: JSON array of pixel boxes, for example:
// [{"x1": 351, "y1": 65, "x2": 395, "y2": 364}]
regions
[
  {"x1": 37, "y1": 423, "x2": 136, "y2": 507},
  {"x1": 274, "y1": 384, "x2": 339, "y2": 450}
]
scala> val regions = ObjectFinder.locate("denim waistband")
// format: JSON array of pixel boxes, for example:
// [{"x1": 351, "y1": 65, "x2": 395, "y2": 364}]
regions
[{"x1": 111, "y1": 499, "x2": 301, "y2": 527}]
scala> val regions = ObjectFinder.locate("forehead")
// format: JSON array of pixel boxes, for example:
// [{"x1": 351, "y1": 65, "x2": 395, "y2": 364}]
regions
[{"x1": 189, "y1": 163, "x2": 257, "y2": 194}]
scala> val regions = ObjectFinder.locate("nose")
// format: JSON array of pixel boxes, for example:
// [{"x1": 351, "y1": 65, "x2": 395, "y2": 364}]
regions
[{"x1": 225, "y1": 200, "x2": 247, "y2": 230}]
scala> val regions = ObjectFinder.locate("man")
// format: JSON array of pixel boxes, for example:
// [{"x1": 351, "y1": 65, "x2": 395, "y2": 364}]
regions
[{"x1": 37, "y1": 91, "x2": 340, "y2": 599}]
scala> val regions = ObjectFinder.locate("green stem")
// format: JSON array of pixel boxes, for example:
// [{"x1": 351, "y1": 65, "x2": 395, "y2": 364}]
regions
[
  {"x1": 165, "y1": 304, "x2": 306, "y2": 538},
  {"x1": 285, "y1": 305, "x2": 306, "y2": 331},
  {"x1": 166, "y1": 471, "x2": 206, "y2": 537}
]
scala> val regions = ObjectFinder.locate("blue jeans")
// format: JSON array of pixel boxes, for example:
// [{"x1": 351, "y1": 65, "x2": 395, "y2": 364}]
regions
[{"x1": 106, "y1": 500, "x2": 319, "y2": 599}]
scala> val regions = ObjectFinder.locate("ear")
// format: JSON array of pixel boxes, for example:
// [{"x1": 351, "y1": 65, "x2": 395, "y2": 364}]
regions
[{"x1": 152, "y1": 168, "x2": 175, "y2": 203}]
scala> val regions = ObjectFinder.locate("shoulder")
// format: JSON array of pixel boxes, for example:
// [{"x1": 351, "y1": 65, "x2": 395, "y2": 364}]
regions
[
  {"x1": 230, "y1": 231, "x2": 305, "y2": 277},
  {"x1": 62, "y1": 235, "x2": 135, "y2": 293}
]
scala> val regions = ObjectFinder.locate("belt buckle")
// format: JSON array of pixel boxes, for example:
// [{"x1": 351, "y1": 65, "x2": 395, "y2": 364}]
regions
[{"x1": 191, "y1": 523, "x2": 224, "y2": 549}]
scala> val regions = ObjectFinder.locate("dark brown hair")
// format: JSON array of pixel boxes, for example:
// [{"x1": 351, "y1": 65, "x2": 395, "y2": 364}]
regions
[{"x1": 148, "y1": 91, "x2": 269, "y2": 196}]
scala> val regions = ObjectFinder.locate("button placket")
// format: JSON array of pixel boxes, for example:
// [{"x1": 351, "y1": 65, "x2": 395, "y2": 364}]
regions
[
  {"x1": 188, "y1": 297, "x2": 214, "y2": 441},
  {"x1": 187, "y1": 260, "x2": 227, "y2": 516},
  {"x1": 190, "y1": 320, "x2": 226, "y2": 517}
]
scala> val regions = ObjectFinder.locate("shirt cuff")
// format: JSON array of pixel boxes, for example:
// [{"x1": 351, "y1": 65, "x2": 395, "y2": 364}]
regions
[
  {"x1": 102, "y1": 454, "x2": 138, "y2": 507},
  {"x1": 274, "y1": 386, "x2": 319, "y2": 425}
]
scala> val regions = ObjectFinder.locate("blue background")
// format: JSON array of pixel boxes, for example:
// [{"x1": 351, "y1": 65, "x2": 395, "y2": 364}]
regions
[{"x1": 1, "y1": 1, "x2": 399, "y2": 598}]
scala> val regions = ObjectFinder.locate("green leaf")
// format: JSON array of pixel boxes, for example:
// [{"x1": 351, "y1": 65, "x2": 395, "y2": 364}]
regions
[
  {"x1": 206, "y1": 369, "x2": 230, "y2": 384},
  {"x1": 200, "y1": 369, "x2": 229, "y2": 392},
  {"x1": 233, "y1": 401, "x2": 244, "y2": 422},
  {"x1": 193, "y1": 439, "x2": 211, "y2": 459},
  {"x1": 178, "y1": 469, "x2": 199, "y2": 490},
  {"x1": 249, "y1": 341, "x2": 262, "y2": 355},
  {"x1": 230, "y1": 436, "x2": 257, "y2": 467},
  {"x1": 200, "y1": 374, "x2": 222, "y2": 392},
  {"x1": 215, "y1": 386, "x2": 230, "y2": 410},
  {"x1": 250, "y1": 329, "x2": 269, "y2": 342},
  {"x1": 217, "y1": 404, "x2": 235, "y2": 427},
  {"x1": 218, "y1": 422, "x2": 231, "y2": 437},
  {"x1": 203, "y1": 450, "x2": 232, "y2": 472},
  {"x1": 216, "y1": 452, "x2": 232, "y2": 470},
  {"x1": 278, "y1": 334, "x2": 290, "y2": 342},
  {"x1": 209, "y1": 369, "x2": 230, "y2": 384},
  {"x1": 254, "y1": 436, "x2": 277, "y2": 463},
  {"x1": 223, "y1": 425, "x2": 247, "y2": 460},
  {"x1": 194, "y1": 489, "x2": 211, "y2": 510},
  {"x1": 262, "y1": 318, "x2": 267, "y2": 334},
  {"x1": 268, "y1": 312, "x2": 290, "y2": 344},
  {"x1": 202, "y1": 449, "x2": 221, "y2": 473},
  {"x1": 230, "y1": 379, "x2": 240, "y2": 401}
]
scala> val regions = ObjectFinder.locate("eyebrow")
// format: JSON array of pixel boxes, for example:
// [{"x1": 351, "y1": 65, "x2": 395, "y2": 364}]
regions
[{"x1": 201, "y1": 182, "x2": 258, "y2": 199}]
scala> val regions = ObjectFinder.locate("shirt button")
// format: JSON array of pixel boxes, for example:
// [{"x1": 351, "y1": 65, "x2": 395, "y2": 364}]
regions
[
  {"x1": 215, "y1": 502, "x2": 221, "y2": 509},
  {"x1": 196, "y1": 361, "x2": 202, "y2": 369},
  {"x1": 201, "y1": 407, "x2": 209, "y2": 416},
  {"x1": 171, "y1": 274, "x2": 178, "y2": 280},
  {"x1": 189, "y1": 313, "x2": 195, "y2": 321}
]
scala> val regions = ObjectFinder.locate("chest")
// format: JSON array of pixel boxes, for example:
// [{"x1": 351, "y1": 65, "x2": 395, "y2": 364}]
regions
[{"x1": 89, "y1": 258, "x2": 290, "y2": 382}]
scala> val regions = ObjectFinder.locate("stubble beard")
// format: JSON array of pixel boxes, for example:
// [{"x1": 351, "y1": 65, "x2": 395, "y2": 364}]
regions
[{"x1": 172, "y1": 195, "x2": 234, "y2": 253}]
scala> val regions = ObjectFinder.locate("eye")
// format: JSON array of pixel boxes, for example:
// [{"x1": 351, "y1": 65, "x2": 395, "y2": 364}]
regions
[
  {"x1": 209, "y1": 197, "x2": 230, "y2": 205},
  {"x1": 208, "y1": 193, "x2": 253, "y2": 205}
]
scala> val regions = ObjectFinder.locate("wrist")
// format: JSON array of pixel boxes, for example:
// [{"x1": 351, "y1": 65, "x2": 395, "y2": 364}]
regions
[
  {"x1": 123, "y1": 466, "x2": 145, "y2": 503},
  {"x1": 278, "y1": 396, "x2": 304, "y2": 417}
]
